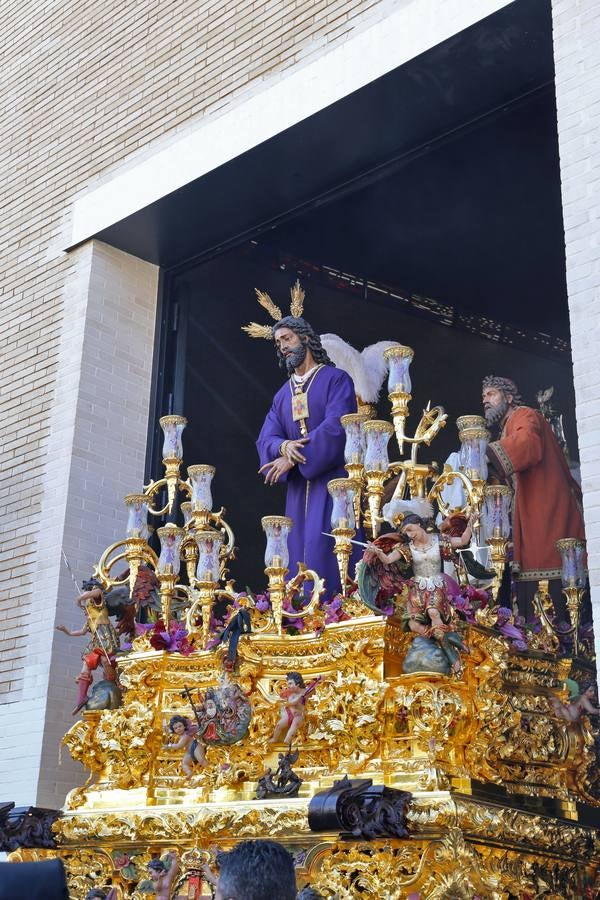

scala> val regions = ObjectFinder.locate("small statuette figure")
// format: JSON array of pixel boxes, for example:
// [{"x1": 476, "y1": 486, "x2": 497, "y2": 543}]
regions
[
  {"x1": 550, "y1": 680, "x2": 600, "y2": 723},
  {"x1": 482, "y1": 375, "x2": 585, "y2": 613},
  {"x1": 166, "y1": 715, "x2": 206, "y2": 776},
  {"x1": 56, "y1": 577, "x2": 121, "y2": 715},
  {"x1": 256, "y1": 747, "x2": 303, "y2": 799},
  {"x1": 145, "y1": 852, "x2": 179, "y2": 900},
  {"x1": 363, "y1": 500, "x2": 472, "y2": 674},
  {"x1": 214, "y1": 601, "x2": 252, "y2": 670},
  {"x1": 269, "y1": 672, "x2": 321, "y2": 745}
]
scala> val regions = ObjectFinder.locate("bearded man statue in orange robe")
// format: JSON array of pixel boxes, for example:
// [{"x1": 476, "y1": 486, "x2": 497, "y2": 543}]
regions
[{"x1": 482, "y1": 376, "x2": 585, "y2": 603}]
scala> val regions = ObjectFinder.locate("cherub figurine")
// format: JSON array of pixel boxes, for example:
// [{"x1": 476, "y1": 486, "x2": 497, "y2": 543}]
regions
[
  {"x1": 56, "y1": 578, "x2": 121, "y2": 714},
  {"x1": 146, "y1": 852, "x2": 179, "y2": 900},
  {"x1": 550, "y1": 681, "x2": 600, "y2": 723},
  {"x1": 269, "y1": 672, "x2": 321, "y2": 744},
  {"x1": 166, "y1": 715, "x2": 206, "y2": 776}
]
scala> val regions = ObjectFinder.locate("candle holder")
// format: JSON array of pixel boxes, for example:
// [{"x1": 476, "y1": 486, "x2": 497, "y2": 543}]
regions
[
  {"x1": 457, "y1": 415, "x2": 489, "y2": 536},
  {"x1": 187, "y1": 464, "x2": 215, "y2": 529},
  {"x1": 327, "y1": 478, "x2": 359, "y2": 596},
  {"x1": 123, "y1": 494, "x2": 150, "y2": 594},
  {"x1": 177, "y1": 502, "x2": 196, "y2": 582},
  {"x1": 363, "y1": 420, "x2": 394, "y2": 538},
  {"x1": 457, "y1": 416, "x2": 489, "y2": 481},
  {"x1": 156, "y1": 523, "x2": 184, "y2": 623},
  {"x1": 159, "y1": 415, "x2": 187, "y2": 513},
  {"x1": 181, "y1": 501, "x2": 193, "y2": 528},
  {"x1": 189, "y1": 530, "x2": 224, "y2": 648},
  {"x1": 125, "y1": 493, "x2": 150, "y2": 540},
  {"x1": 262, "y1": 515, "x2": 292, "y2": 635},
  {"x1": 384, "y1": 345, "x2": 414, "y2": 454},
  {"x1": 556, "y1": 538, "x2": 587, "y2": 657},
  {"x1": 341, "y1": 413, "x2": 367, "y2": 527},
  {"x1": 482, "y1": 485, "x2": 512, "y2": 601}
]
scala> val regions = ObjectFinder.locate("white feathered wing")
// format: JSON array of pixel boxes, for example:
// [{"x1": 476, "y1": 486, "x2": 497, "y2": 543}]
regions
[{"x1": 320, "y1": 334, "x2": 401, "y2": 403}]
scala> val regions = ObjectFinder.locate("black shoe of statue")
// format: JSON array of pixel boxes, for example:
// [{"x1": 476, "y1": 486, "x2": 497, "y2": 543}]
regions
[{"x1": 461, "y1": 551, "x2": 496, "y2": 581}]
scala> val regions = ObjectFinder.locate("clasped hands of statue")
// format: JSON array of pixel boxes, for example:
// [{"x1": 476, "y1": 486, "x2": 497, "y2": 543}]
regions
[{"x1": 259, "y1": 436, "x2": 310, "y2": 484}]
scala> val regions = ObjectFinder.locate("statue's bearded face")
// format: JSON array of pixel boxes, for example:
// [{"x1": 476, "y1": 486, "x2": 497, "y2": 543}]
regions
[
  {"x1": 482, "y1": 386, "x2": 510, "y2": 425},
  {"x1": 274, "y1": 326, "x2": 307, "y2": 373}
]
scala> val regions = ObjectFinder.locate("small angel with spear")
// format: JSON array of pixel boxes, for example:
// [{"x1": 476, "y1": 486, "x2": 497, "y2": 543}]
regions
[{"x1": 56, "y1": 570, "x2": 120, "y2": 715}]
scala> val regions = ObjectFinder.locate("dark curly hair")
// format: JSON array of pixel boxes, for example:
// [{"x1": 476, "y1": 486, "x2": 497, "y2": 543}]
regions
[
  {"x1": 273, "y1": 317, "x2": 334, "y2": 370},
  {"x1": 147, "y1": 858, "x2": 167, "y2": 872},
  {"x1": 82, "y1": 576, "x2": 103, "y2": 592},
  {"x1": 168, "y1": 715, "x2": 190, "y2": 733},
  {"x1": 287, "y1": 672, "x2": 305, "y2": 688},
  {"x1": 398, "y1": 513, "x2": 437, "y2": 540}
]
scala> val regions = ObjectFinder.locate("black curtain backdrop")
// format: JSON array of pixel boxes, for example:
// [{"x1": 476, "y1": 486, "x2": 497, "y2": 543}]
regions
[{"x1": 163, "y1": 249, "x2": 577, "y2": 592}]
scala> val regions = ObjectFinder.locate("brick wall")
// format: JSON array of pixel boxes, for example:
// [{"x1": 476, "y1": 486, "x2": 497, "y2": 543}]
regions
[
  {"x1": 0, "y1": 0, "x2": 406, "y2": 806},
  {"x1": 552, "y1": 0, "x2": 600, "y2": 662}
]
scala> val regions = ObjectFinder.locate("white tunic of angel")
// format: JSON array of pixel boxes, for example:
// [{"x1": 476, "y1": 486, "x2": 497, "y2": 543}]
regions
[{"x1": 410, "y1": 535, "x2": 445, "y2": 591}]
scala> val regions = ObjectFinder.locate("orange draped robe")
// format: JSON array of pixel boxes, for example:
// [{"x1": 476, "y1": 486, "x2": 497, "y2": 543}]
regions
[{"x1": 487, "y1": 406, "x2": 585, "y2": 581}]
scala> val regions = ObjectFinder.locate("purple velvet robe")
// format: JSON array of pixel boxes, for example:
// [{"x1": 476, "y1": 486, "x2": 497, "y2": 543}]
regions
[{"x1": 257, "y1": 366, "x2": 358, "y2": 595}]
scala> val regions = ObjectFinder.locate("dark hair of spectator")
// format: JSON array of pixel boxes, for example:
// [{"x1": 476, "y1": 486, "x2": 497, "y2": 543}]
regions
[{"x1": 216, "y1": 839, "x2": 297, "y2": 900}]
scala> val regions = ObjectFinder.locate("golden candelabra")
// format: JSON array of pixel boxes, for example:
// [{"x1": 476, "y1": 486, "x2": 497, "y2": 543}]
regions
[
  {"x1": 337, "y1": 350, "x2": 490, "y2": 548},
  {"x1": 532, "y1": 536, "x2": 588, "y2": 658}
]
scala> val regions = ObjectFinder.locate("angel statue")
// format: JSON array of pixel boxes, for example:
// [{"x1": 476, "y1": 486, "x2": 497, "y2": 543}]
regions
[
  {"x1": 56, "y1": 577, "x2": 121, "y2": 714},
  {"x1": 269, "y1": 671, "x2": 322, "y2": 745},
  {"x1": 358, "y1": 499, "x2": 472, "y2": 674},
  {"x1": 165, "y1": 715, "x2": 206, "y2": 776}
]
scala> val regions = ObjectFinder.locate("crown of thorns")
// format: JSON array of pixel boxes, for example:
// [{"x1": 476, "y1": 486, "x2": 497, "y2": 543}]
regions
[{"x1": 241, "y1": 280, "x2": 305, "y2": 339}]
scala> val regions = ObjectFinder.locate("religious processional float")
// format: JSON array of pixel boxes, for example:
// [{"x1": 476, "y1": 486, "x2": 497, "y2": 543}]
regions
[{"x1": 4, "y1": 287, "x2": 600, "y2": 900}]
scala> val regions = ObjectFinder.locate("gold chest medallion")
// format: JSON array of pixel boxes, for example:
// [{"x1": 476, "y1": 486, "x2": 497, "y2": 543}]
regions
[{"x1": 291, "y1": 391, "x2": 309, "y2": 422}]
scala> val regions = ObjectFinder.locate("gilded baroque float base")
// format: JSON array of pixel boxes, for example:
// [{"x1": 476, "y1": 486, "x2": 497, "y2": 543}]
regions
[
  {"x1": 12, "y1": 789, "x2": 600, "y2": 898},
  {"x1": 9, "y1": 619, "x2": 600, "y2": 897}
]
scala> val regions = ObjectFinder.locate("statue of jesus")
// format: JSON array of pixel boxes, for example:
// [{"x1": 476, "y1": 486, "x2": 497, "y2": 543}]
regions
[{"x1": 257, "y1": 315, "x2": 358, "y2": 594}]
